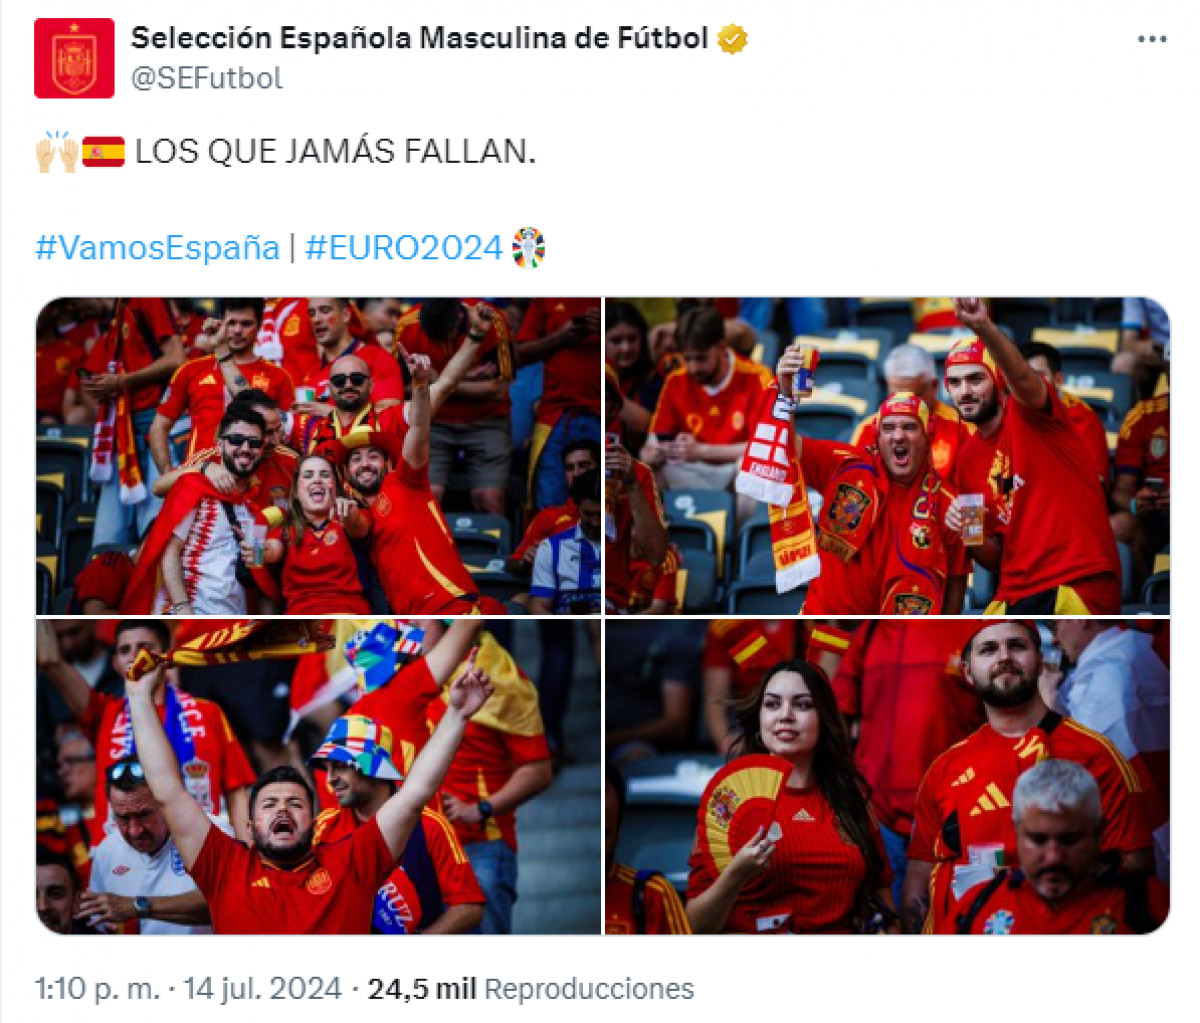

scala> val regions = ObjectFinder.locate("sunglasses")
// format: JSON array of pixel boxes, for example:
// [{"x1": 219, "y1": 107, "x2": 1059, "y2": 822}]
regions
[
  {"x1": 330, "y1": 372, "x2": 369, "y2": 388},
  {"x1": 107, "y1": 761, "x2": 145, "y2": 783},
  {"x1": 221, "y1": 433, "x2": 264, "y2": 450}
]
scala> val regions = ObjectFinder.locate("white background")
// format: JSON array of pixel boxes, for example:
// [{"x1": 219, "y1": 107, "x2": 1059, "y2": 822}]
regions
[{"x1": 3, "y1": 1, "x2": 1192, "y2": 1020}]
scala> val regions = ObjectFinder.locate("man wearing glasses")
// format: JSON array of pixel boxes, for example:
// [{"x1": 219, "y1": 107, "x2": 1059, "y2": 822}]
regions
[
  {"x1": 82, "y1": 758, "x2": 231, "y2": 935},
  {"x1": 121, "y1": 406, "x2": 280, "y2": 614}
]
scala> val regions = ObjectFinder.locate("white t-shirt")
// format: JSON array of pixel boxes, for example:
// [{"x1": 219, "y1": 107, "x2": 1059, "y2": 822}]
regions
[
  {"x1": 89, "y1": 814, "x2": 233, "y2": 935},
  {"x1": 153, "y1": 496, "x2": 254, "y2": 614}
]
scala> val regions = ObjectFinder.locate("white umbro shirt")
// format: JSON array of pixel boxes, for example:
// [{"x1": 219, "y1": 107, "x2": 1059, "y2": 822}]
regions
[{"x1": 89, "y1": 815, "x2": 233, "y2": 935}]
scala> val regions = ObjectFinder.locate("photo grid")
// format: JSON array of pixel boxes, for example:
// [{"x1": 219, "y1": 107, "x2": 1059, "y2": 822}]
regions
[{"x1": 33, "y1": 296, "x2": 1168, "y2": 935}]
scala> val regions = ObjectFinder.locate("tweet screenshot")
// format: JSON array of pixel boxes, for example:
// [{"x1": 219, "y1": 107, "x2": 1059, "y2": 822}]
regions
[{"x1": 4, "y1": 1, "x2": 1188, "y2": 1021}]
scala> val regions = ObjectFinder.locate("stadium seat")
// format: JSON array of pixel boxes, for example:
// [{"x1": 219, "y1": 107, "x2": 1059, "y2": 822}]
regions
[
  {"x1": 664, "y1": 490, "x2": 734, "y2": 577},
  {"x1": 803, "y1": 327, "x2": 897, "y2": 359},
  {"x1": 1141, "y1": 571, "x2": 1169, "y2": 606},
  {"x1": 794, "y1": 389, "x2": 868, "y2": 442},
  {"x1": 468, "y1": 568, "x2": 529, "y2": 604},
  {"x1": 37, "y1": 541, "x2": 59, "y2": 615},
  {"x1": 736, "y1": 520, "x2": 775, "y2": 577},
  {"x1": 967, "y1": 565, "x2": 997, "y2": 611},
  {"x1": 1062, "y1": 371, "x2": 1135, "y2": 427},
  {"x1": 678, "y1": 548, "x2": 719, "y2": 612},
  {"x1": 990, "y1": 299, "x2": 1054, "y2": 345},
  {"x1": 36, "y1": 479, "x2": 65, "y2": 546},
  {"x1": 750, "y1": 329, "x2": 782, "y2": 371},
  {"x1": 725, "y1": 580, "x2": 805, "y2": 614},
  {"x1": 61, "y1": 502, "x2": 97, "y2": 590},
  {"x1": 1033, "y1": 325, "x2": 1120, "y2": 377},
  {"x1": 37, "y1": 437, "x2": 91, "y2": 506},
  {"x1": 1120, "y1": 603, "x2": 1170, "y2": 616},
  {"x1": 622, "y1": 753, "x2": 724, "y2": 806},
  {"x1": 448, "y1": 512, "x2": 512, "y2": 558},
  {"x1": 852, "y1": 299, "x2": 914, "y2": 339},
  {"x1": 53, "y1": 588, "x2": 76, "y2": 614},
  {"x1": 1117, "y1": 542, "x2": 1137, "y2": 603}
]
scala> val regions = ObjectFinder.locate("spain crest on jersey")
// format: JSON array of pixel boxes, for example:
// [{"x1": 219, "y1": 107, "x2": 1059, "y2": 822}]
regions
[
  {"x1": 893, "y1": 593, "x2": 934, "y2": 615},
  {"x1": 827, "y1": 482, "x2": 870, "y2": 534}
]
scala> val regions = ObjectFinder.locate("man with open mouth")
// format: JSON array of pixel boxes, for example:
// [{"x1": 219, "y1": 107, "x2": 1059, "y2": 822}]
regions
[{"x1": 124, "y1": 651, "x2": 495, "y2": 934}]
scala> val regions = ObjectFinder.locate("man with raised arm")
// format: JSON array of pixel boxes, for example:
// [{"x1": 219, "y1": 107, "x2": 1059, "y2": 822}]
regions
[
  {"x1": 944, "y1": 298, "x2": 1121, "y2": 614},
  {"x1": 126, "y1": 657, "x2": 494, "y2": 934}
]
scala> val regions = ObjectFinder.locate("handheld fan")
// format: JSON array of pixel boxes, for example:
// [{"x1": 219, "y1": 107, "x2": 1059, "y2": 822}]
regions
[{"x1": 697, "y1": 754, "x2": 791, "y2": 874}]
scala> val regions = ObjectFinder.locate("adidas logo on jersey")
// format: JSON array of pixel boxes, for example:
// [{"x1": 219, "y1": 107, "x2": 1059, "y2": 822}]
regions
[
  {"x1": 951, "y1": 767, "x2": 976, "y2": 787},
  {"x1": 968, "y1": 783, "x2": 1011, "y2": 817},
  {"x1": 252, "y1": 877, "x2": 271, "y2": 889},
  {"x1": 792, "y1": 808, "x2": 815, "y2": 822}
]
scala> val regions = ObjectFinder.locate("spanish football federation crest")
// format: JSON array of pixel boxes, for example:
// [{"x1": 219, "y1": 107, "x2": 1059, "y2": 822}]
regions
[
  {"x1": 827, "y1": 482, "x2": 871, "y2": 534},
  {"x1": 35, "y1": 19, "x2": 116, "y2": 99}
]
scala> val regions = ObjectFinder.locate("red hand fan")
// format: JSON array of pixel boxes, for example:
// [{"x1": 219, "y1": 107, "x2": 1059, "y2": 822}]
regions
[{"x1": 696, "y1": 754, "x2": 791, "y2": 874}]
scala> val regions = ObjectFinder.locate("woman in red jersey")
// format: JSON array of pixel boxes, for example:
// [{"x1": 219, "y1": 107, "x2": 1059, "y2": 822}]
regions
[
  {"x1": 687, "y1": 660, "x2": 897, "y2": 934},
  {"x1": 254, "y1": 453, "x2": 371, "y2": 614}
]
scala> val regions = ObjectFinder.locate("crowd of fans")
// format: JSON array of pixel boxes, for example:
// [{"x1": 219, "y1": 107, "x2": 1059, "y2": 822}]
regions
[
  {"x1": 604, "y1": 298, "x2": 1170, "y2": 614},
  {"x1": 605, "y1": 617, "x2": 1169, "y2": 934},
  {"x1": 36, "y1": 617, "x2": 598, "y2": 935},
  {"x1": 36, "y1": 297, "x2": 602, "y2": 616}
]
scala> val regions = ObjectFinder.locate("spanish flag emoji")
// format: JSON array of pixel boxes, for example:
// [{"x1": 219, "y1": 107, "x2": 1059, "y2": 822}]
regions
[{"x1": 82, "y1": 136, "x2": 124, "y2": 167}]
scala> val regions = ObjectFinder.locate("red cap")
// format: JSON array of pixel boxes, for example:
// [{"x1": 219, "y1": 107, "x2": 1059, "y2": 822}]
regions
[{"x1": 961, "y1": 619, "x2": 1041, "y2": 656}]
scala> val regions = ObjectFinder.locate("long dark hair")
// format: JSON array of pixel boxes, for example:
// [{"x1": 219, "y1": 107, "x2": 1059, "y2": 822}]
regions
[
  {"x1": 605, "y1": 301, "x2": 653, "y2": 387},
  {"x1": 284, "y1": 453, "x2": 339, "y2": 546},
  {"x1": 729, "y1": 659, "x2": 885, "y2": 920}
]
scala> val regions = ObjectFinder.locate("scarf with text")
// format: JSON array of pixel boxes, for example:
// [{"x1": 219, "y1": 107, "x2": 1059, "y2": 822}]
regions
[{"x1": 736, "y1": 383, "x2": 821, "y2": 593}]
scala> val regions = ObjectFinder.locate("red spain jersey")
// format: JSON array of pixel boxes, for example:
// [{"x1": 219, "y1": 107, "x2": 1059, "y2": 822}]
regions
[
  {"x1": 78, "y1": 687, "x2": 256, "y2": 831},
  {"x1": 910, "y1": 713, "x2": 1152, "y2": 928},
  {"x1": 351, "y1": 659, "x2": 442, "y2": 771},
  {"x1": 649, "y1": 354, "x2": 772, "y2": 445},
  {"x1": 832, "y1": 621, "x2": 983, "y2": 835},
  {"x1": 427, "y1": 703, "x2": 551, "y2": 852},
  {"x1": 79, "y1": 299, "x2": 178, "y2": 412},
  {"x1": 270, "y1": 520, "x2": 370, "y2": 615},
  {"x1": 1115, "y1": 394, "x2": 1170, "y2": 489},
  {"x1": 395, "y1": 299, "x2": 510, "y2": 423},
  {"x1": 303, "y1": 337, "x2": 406, "y2": 404},
  {"x1": 516, "y1": 298, "x2": 602, "y2": 423},
  {"x1": 687, "y1": 784, "x2": 891, "y2": 934},
  {"x1": 365, "y1": 457, "x2": 482, "y2": 614},
  {"x1": 72, "y1": 549, "x2": 134, "y2": 609},
  {"x1": 261, "y1": 298, "x2": 320, "y2": 385},
  {"x1": 512, "y1": 501, "x2": 578, "y2": 561},
  {"x1": 940, "y1": 871, "x2": 1168, "y2": 935},
  {"x1": 291, "y1": 403, "x2": 407, "y2": 458},
  {"x1": 1060, "y1": 390, "x2": 1112, "y2": 491},
  {"x1": 190, "y1": 816, "x2": 395, "y2": 934},
  {"x1": 605, "y1": 459, "x2": 664, "y2": 611},
  {"x1": 627, "y1": 545, "x2": 681, "y2": 612},
  {"x1": 852, "y1": 398, "x2": 972, "y2": 479},
  {"x1": 800, "y1": 440, "x2": 967, "y2": 616},
  {"x1": 37, "y1": 336, "x2": 89, "y2": 418},
  {"x1": 185, "y1": 443, "x2": 299, "y2": 515},
  {"x1": 158, "y1": 355, "x2": 294, "y2": 458},
  {"x1": 605, "y1": 865, "x2": 693, "y2": 934},
  {"x1": 704, "y1": 620, "x2": 798, "y2": 699},
  {"x1": 314, "y1": 807, "x2": 484, "y2": 934},
  {"x1": 952, "y1": 389, "x2": 1120, "y2": 606}
]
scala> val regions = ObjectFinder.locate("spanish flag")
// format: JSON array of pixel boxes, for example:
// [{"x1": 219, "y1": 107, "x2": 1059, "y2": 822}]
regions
[
  {"x1": 128, "y1": 620, "x2": 333, "y2": 679},
  {"x1": 82, "y1": 136, "x2": 124, "y2": 167},
  {"x1": 805, "y1": 623, "x2": 851, "y2": 660}
]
